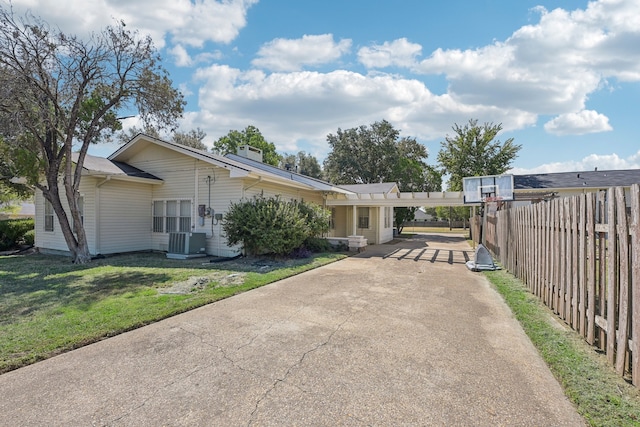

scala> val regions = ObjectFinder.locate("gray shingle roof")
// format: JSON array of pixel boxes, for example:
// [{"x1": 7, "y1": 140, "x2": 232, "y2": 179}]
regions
[
  {"x1": 514, "y1": 169, "x2": 640, "y2": 190},
  {"x1": 74, "y1": 153, "x2": 162, "y2": 181},
  {"x1": 225, "y1": 153, "x2": 351, "y2": 193}
]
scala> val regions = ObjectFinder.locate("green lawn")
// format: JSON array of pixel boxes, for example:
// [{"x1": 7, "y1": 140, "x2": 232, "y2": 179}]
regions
[
  {"x1": 485, "y1": 269, "x2": 640, "y2": 427},
  {"x1": 0, "y1": 251, "x2": 346, "y2": 374}
]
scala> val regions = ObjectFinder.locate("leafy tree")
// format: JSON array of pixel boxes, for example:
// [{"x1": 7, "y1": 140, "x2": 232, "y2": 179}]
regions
[
  {"x1": 323, "y1": 120, "x2": 441, "y2": 232},
  {"x1": 0, "y1": 8, "x2": 184, "y2": 263},
  {"x1": 280, "y1": 151, "x2": 322, "y2": 178},
  {"x1": 437, "y1": 119, "x2": 521, "y2": 191},
  {"x1": 117, "y1": 126, "x2": 207, "y2": 150},
  {"x1": 435, "y1": 206, "x2": 471, "y2": 222},
  {"x1": 172, "y1": 128, "x2": 207, "y2": 150},
  {"x1": 117, "y1": 125, "x2": 160, "y2": 144},
  {"x1": 213, "y1": 126, "x2": 281, "y2": 166},
  {"x1": 0, "y1": 139, "x2": 32, "y2": 203},
  {"x1": 222, "y1": 195, "x2": 329, "y2": 257}
]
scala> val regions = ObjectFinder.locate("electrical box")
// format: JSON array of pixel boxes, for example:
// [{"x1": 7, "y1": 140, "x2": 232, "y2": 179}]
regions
[
  {"x1": 214, "y1": 213, "x2": 223, "y2": 221},
  {"x1": 198, "y1": 204, "x2": 206, "y2": 217}
]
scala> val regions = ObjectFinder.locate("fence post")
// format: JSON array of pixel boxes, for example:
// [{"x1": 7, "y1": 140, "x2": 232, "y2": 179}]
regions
[
  {"x1": 615, "y1": 187, "x2": 630, "y2": 375},
  {"x1": 606, "y1": 188, "x2": 617, "y2": 365},
  {"x1": 630, "y1": 184, "x2": 640, "y2": 386}
]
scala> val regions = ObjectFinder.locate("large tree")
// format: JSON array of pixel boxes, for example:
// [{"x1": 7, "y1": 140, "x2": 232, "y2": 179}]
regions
[
  {"x1": 437, "y1": 119, "x2": 521, "y2": 191},
  {"x1": 213, "y1": 125, "x2": 281, "y2": 166},
  {"x1": 324, "y1": 120, "x2": 441, "y2": 231},
  {"x1": 118, "y1": 126, "x2": 207, "y2": 151},
  {"x1": 0, "y1": 8, "x2": 184, "y2": 263},
  {"x1": 280, "y1": 151, "x2": 323, "y2": 179}
]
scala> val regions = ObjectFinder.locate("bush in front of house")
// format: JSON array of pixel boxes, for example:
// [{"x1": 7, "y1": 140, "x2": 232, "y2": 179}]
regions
[
  {"x1": 0, "y1": 218, "x2": 35, "y2": 251},
  {"x1": 223, "y1": 195, "x2": 330, "y2": 257}
]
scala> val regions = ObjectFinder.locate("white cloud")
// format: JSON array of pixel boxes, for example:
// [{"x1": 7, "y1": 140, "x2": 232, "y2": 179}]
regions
[
  {"x1": 543, "y1": 110, "x2": 613, "y2": 135},
  {"x1": 8, "y1": 0, "x2": 257, "y2": 49},
  {"x1": 408, "y1": 0, "x2": 640, "y2": 135},
  {"x1": 169, "y1": 44, "x2": 223, "y2": 67},
  {"x1": 358, "y1": 38, "x2": 422, "y2": 68},
  {"x1": 252, "y1": 34, "x2": 352, "y2": 71},
  {"x1": 510, "y1": 150, "x2": 640, "y2": 174},
  {"x1": 168, "y1": 44, "x2": 193, "y2": 67},
  {"x1": 189, "y1": 65, "x2": 536, "y2": 158}
]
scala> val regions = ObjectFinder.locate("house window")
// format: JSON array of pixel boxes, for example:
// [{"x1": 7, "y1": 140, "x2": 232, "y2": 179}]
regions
[
  {"x1": 153, "y1": 201, "x2": 164, "y2": 232},
  {"x1": 179, "y1": 200, "x2": 191, "y2": 232},
  {"x1": 166, "y1": 200, "x2": 178, "y2": 232},
  {"x1": 44, "y1": 199, "x2": 54, "y2": 232},
  {"x1": 330, "y1": 208, "x2": 336, "y2": 230},
  {"x1": 153, "y1": 200, "x2": 192, "y2": 233},
  {"x1": 357, "y1": 207, "x2": 370, "y2": 229},
  {"x1": 384, "y1": 207, "x2": 392, "y2": 228}
]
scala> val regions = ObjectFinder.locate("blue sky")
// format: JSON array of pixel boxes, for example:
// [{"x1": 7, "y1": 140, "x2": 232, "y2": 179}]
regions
[{"x1": 10, "y1": 0, "x2": 640, "y2": 174}]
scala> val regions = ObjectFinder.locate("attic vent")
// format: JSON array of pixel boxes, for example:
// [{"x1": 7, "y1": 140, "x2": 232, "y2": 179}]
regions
[{"x1": 237, "y1": 145, "x2": 263, "y2": 162}]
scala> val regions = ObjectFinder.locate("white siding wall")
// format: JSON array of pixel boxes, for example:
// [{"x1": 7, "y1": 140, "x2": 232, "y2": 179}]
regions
[
  {"x1": 194, "y1": 164, "x2": 243, "y2": 257},
  {"x1": 35, "y1": 177, "x2": 98, "y2": 255},
  {"x1": 329, "y1": 206, "x2": 348, "y2": 237},
  {"x1": 379, "y1": 207, "x2": 394, "y2": 244},
  {"x1": 125, "y1": 145, "x2": 198, "y2": 253},
  {"x1": 242, "y1": 180, "x2": 323, "y2": 205},
  {"x1": 96, "y1": 180, "x2": 152, "y2": 254}
]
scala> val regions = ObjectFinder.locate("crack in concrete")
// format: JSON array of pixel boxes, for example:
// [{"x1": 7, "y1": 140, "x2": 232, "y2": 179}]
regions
[
  {"x1": 105, "y1": 326, "x2": 242, "y2": 425},
  {"x1": 235, "y1": 304, "x2": 307, "y2": 353},
  {"x1": 246, "y1": 313, "x2": 354, "y2": 427}
]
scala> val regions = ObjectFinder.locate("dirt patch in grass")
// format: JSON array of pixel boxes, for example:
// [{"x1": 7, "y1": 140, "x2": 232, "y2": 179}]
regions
[{"x1": 158, "y1": 272, "x2": 247, "y2": 294}]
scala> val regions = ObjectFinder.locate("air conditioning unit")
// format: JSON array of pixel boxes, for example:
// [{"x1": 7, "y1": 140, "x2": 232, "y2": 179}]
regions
[{"x1": 167, "y1": 232, "x2": 207, "y2": 259}]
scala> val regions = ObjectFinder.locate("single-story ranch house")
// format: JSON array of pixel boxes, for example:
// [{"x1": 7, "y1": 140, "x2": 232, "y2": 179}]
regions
[
  {"x1": 35, "y1": 134, "x2": 403, "y2": 257},
  {"x1": 35, "y1": 133, "x2": 640, "y2": 258}
]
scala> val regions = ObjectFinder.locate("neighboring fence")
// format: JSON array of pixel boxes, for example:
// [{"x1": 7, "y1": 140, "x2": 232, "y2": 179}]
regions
[
  {"x1": 476, "y1": 184, "x2": 640, "y2": 386},
  {"x1": 404, "y1": 220, "x2": 469, "y2": 228}
]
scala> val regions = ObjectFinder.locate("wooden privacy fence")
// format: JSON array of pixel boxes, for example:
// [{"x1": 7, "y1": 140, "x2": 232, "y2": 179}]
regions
[{"x1": 479, "y1": 184, "x2": 640, "y2": 386}]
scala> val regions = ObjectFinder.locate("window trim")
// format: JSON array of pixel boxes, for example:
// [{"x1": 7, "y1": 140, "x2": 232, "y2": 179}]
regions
[
  {"x1": 44, "y1": 199, "x2": 54, "y2": 232},
  {"x1": 384, "y1": 206, "x2": 392, "y2": 228},
  {"x1": 152, "y1": 199, "x2": 192, "y2": 233},
  {"x1": 357, "y1": 207, "x2": 370, "y2": 229}
]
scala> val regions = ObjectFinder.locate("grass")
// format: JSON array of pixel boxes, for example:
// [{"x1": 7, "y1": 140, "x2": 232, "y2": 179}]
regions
[
  {"x1": 0, "y1": 251, "x2": 346, "y2": 374},
  {"x1": 484, "y1": 268, "x2": 640, "y2": 427}
]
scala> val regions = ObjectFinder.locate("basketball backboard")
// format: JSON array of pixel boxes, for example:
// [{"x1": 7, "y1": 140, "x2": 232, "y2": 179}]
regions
[{"x1": 463, "y1": 174, "x2": 514, "y2": 204}]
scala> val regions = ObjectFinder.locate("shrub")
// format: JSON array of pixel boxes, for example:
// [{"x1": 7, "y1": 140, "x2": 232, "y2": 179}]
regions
[
  {"x1": 223, "y1": 195, "x2": 331, "y2": 257},
  {"x1": 304, "y1": 237, "x2": 332, "y2": 253},
  {"x1": 0, "y1": 218, "x2": 35, "y2": 251},
  {"x1": 289, "y1": 246, "x2": 312, "y2": 259}
]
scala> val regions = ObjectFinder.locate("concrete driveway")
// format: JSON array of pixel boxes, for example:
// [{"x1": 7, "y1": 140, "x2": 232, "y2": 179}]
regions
[{"x1": 0, "y1": 234, "x2": 585, "y2": 426}]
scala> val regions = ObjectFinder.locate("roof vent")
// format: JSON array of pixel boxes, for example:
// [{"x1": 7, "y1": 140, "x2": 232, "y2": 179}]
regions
[{"x1": 237, "y1": 145, "x2": 263, "y2": 162}]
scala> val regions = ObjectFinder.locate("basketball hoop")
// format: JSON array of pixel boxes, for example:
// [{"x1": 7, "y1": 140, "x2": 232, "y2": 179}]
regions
[
  {"x1": 462, "y1": 174, "x2": 514, "y2": 204},
  {"x1": 483, "y1": 196, "x2": 503, "y2": 203}
]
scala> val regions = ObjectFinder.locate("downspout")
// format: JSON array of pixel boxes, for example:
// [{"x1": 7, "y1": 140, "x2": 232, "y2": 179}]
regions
[{"x1": 195, "y1": 166, "x2": 199, "y2": 231}]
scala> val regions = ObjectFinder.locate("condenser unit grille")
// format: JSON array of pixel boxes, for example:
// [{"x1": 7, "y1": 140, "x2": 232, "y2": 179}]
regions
[
  {"x1": 168, "y1": 232, "x2": 206, "y2": 255},
  {"x1": 168, "y1": 232, "x2": 187, "y2": 254}
]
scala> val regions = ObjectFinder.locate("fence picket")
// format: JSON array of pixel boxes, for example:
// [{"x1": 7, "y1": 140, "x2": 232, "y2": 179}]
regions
[
  {"x1": 478, "y1": 184, "x2": 639, "y2": 386},
  {"x1": 615, "y1": 186, "x2": 630, "y2": 375},
  {"x1": 607, "y1": 188, "x2": 617, "y2": 365},
  {"x1": 572, "y1": 196, "x2": 579, "y2": 330},
  {"x1": 586, "y1": 192, "x2": 596, "y2": 345},
  {"x1": 630, "y1": 184, "x2": 640, "y2": 386}
]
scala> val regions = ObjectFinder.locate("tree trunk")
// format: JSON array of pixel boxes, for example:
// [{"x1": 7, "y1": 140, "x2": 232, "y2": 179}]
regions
[{"x1": 44, "y1": 173, "x2": 92, "y2": 264}]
